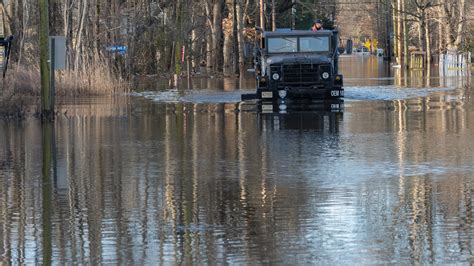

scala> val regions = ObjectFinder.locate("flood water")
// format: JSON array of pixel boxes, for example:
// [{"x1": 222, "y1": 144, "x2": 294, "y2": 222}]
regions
[{"x1": 1, "y1": 56, "x2": 473, "y2": 264}]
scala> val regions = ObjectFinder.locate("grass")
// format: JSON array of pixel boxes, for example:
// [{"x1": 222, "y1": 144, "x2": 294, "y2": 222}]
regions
[
  {"x1": 0, "y1": 67, "x2": 37, "y2": 119},
  {"x1": 58, "y1": 60, "x2": 129, "y2": 96},
  {"x1": 0, "y1": 61, "x2": 129, "y2": 120}
]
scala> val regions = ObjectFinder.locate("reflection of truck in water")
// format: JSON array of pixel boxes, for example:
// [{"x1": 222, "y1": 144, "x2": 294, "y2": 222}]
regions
[
  {"x1": 259, "y1": 111, "x2": 343, "y2": 132},
  {"x1": 241, "y1": 29, "x2": 344, "y2": 112}
]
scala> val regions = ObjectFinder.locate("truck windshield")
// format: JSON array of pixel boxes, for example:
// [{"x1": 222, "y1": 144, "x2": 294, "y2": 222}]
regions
[
  {"x1": 267, "y1": 36, "x2": 330, "y2": 53},
  {"x1": 268, "y1": 37, "x2": 297, "y2": 53},
  {"x1": 299, "y1": 36, "x2": 330, "y2": 52}
]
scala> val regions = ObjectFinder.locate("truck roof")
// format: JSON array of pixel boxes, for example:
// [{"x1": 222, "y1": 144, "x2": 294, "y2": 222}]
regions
[{"x1": 263, "y1": 29, "x2": 335, "y2": 37}]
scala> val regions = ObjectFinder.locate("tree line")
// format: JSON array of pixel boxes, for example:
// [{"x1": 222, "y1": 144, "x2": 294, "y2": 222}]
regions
[
  {"x1": 389, "y1": 0, "x2": 471, "y2": 67},
  {"x1": 0, "y1": 0, "x2": 472, "y2": 82}
]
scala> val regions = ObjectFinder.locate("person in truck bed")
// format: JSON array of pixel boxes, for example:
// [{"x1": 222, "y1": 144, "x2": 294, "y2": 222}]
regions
[{"x1": 310, "y1": 19, "x2": 323, "y2": 32}]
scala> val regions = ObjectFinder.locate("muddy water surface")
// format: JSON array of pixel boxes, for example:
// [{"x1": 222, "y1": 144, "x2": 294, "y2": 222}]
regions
[{"x1": 1, "y1": 56, "x2": 473, "y2": 264}]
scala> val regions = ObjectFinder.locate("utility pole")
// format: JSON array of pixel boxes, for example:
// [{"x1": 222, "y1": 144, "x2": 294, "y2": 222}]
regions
[
  {"x1": 39, "y1": 0, "x2": 53, "y2": 120},
  {"x1": 260, "y1": 0, "x2": 265, "y2": 31}
]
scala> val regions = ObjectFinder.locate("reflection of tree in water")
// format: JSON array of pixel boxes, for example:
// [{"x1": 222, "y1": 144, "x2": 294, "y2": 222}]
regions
[
  {"x1": 41, "y1": 122, "x2": 53, "y2": 265},
  {"x1": 156, "y1": 106, "x2": 318, "y2": 263},
  {"x1": 0, "y1": 96, "x2": 474, "y2": 263}
]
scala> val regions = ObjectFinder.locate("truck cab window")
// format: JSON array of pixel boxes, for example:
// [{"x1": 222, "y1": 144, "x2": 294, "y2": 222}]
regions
[
  {"x1": 268, "y1": 37, "x2": 297, "y2": 53},
  {"x1": 299, "y1": 37, "x2": 330, "y2": 52}
]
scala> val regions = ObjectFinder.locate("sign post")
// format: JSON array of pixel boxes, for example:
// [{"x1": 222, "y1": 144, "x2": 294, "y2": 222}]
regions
[{"x1": 49, "y1": 36, "x2": 66, "y2": 110}]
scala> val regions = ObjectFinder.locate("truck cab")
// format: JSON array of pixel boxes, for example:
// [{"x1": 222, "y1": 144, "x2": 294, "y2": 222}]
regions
[{"x1": 243, "y1": 29, "x2": 344, "y2": 107}]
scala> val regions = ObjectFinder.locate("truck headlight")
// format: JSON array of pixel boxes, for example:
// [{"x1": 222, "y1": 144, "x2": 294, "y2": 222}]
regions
[
  {"x1": 272, "y1": 73, "x2": 280, "y2": 80},
  {"x1": 322, "y1": 72, "x2": 330, "y2": 80},
  {"x1": 278, "y1": 90, "x2": 287, "y2": 98}
]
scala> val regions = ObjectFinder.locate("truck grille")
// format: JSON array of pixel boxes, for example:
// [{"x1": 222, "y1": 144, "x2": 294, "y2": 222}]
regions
[{"x1": 282, "y1": 64, "x2": 319, "y2": 83}]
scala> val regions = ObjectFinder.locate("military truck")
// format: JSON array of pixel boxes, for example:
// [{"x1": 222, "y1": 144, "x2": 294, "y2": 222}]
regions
[{"x1": 242, "y1": 29, "x2": 344, "y2": 111}]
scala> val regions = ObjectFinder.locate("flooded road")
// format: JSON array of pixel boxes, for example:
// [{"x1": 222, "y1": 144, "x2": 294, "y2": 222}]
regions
[{"x1": 1, "y1": 56, "x2": 473, "y2": 264}]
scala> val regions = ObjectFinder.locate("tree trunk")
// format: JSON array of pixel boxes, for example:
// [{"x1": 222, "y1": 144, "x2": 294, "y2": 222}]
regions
[
  {"x1": 384, "y1": 3, "x2": 392, "y2": 62},
  {"x1": 205, "y1": 0, "x2": 223, "y2": 74},
  {"x1": 443, "y1": 1, "x2": 455, "y2": 50},
  {"x1": 206, "y1": 28, "x2": 213, "y2": 73},
  {"x1": 212, "y1": 1, "x2": 223, "y2": 73},
  {"x1": 174, "y1": 0, "x2": 183, "y2": 75},
  {"x1": 425, "y1": 18, "x2": 431, "y2": 67},
  {"x1": 65, "y1": 0, "x2": 74, "y2": 69},
  {"x1": 236, "y1": 0, "x2": 246, "y2": 77},
  {"x1": 191, "y1": 26, "x2": 198, "y2": 72},
  {"x1": 223, "y1": 0, "x2": 234, "y2": 76},
  {"x1": 402, "y1": 0, "x2": 408, "y2": 68},
  {"x1": 437, "y1": 6, "x2": 444, "y2": 54},
  {"x1": 392, "y1": 0, "x2": 397, "y2": 61},
  {"x1": 2, "y1": 1, "x2": 13, "y2": 36},
  {"x1": 74, "y1": 0, "x2": 88, "y2": 71},
  {"x1": 94, "y1": 0, "x2": 101, "y2": 55},
  {"x1": 396, "y1": 0, "x2": 402, "y2": 64},
  {"x1": 232, "y1": 0, "x2": 239, "y2": 73},
  {"x1": 418, "y1": 17, "x2": 424, "y2": 51},
  {"x1": 190, "y1": 3, "x2": 203, "y2": 73},
  {"x1": 271, "y1": 0, "x2": 276, "y2": 31},
  {"x1": 14, "y1": 0, "x2": 26, "y2": 64},
  {"x1": 453, "y1": 0, "x2": 466, "y2": 49},
  {"x1": 49, "y1": 0, "x2": 62, "y2": 35},
  {"x1": 291, "y1": 0, "x2": 296, "y2": 29},
  {"x1": 223, "y1": 37, "x2": 232, "y2": 75}
]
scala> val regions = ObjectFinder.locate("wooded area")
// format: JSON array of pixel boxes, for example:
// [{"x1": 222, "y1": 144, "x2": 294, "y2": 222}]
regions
[
  {"x1": 0, "y1": 0, "x2": 472, "y2": 89},
  {"x1": 390, "y1": 0, "x2": 472, "y2": 67}
]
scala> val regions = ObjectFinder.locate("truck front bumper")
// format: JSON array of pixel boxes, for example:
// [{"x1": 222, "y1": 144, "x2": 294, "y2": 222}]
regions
[{"x1": 258, "y1": 87, "x2": 344, "y2": 101}]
